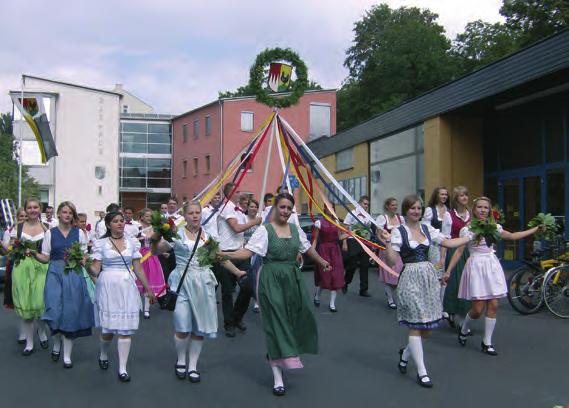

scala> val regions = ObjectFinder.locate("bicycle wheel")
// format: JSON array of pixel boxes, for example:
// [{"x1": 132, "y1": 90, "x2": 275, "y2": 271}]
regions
[
  {"x1": 543, "y1": 265, "x2": 569, "y2": 318},
  {"x1": 507, "y1": 265, "x2": 544, "y2": 314}
]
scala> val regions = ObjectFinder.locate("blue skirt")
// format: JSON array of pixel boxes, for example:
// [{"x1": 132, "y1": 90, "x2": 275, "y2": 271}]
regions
[{"x1": 42, "y1": 260, "x2": 95, "y2": 338}]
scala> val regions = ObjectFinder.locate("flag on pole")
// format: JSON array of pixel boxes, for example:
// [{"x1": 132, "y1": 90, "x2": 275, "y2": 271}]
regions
[
  {"x1": 11, "y1": 94, "x2": 58, "y2": 163},
  {"x1": 268, "y1": 63, "x2": 292, "y2": 92}
]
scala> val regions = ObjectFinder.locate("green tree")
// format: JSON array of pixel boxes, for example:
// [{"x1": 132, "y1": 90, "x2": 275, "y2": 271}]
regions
[
  {"x1": 501, "y1": 0, "x2": 569, "y2": 47},
  {"x1": 339, "y1": 4, "x2": 457, "y2": 130},
  {"x1": 0, "y1": 113, "x2": 39, "y2": 204}
]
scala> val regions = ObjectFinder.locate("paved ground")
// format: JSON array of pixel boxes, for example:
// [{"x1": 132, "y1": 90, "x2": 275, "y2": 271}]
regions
[{"x1": 0, "y1": 269, "x2": 567, "y2": 408}]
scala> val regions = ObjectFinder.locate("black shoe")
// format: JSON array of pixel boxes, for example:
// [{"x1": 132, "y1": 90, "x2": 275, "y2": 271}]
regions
[
  {"x1": 175, "y1": 363, "x2": 186, "y2": 379},
  {"x1": 398, "y1": 348, "x2": 408, "y2": 374},
  {"x1": 98, "y1": 356, "x2": 109, "y2": 370},
  {"x1": 329, "y1": 305, "x2": 337, "y2": 313},
  {"x1": 63, "y1": 361, "x2": 73, "y2": 369},
  {"x1": 17, "y1": 338, "x2": 26, "y2": 345},
  {"x1": 481, "y1": 342, "x2": 498, "y2": 356},
  {"x1": 388, "y1": 301, "x2": 397, "y2": 310},
  {"x1": 443, "y1": 313, "x2": 455, "y2": 328},
  {"x1": 143, "y1": 311, "x2": 150, "y2": 320},
  {"x1": 118, "y1": 372, "x2": 131, "y2": 382},
  {"x1": 272, "y1": 385, "x2": 286, "y2": 396},
  {"x1": 40, "y1": 340, "x2": 49, "y2": 349},
  {"x1": 235, "y1": 321, "x2": 247, "y2": 331},
  {"x1": 313, "y1": 298, "x2": 320, "y2": 307},
  {"x1": 457, "y1": 326, "x2": 467, "y2": 346},
  {"x1": 359, "y1": 291, "x2": 371, "y2": 297},
  {"x1": 188, "y1": 370, "x2": 201, "y2": 383},
  {"x1": 417, "y1": 374, "x2": 433, "y2": 388},
  {"x1": 22, "y1": 348, "x2": 34, "y2": 356},
  {"x1": 51, "y1": 350, "x2": 60, "y2": 362},
  {"x1": 225, "y1": 326, "x2": 236, "y2": 338},
  {"x1": 341, "y1": 285, "x2": 348, "y2": 294}
]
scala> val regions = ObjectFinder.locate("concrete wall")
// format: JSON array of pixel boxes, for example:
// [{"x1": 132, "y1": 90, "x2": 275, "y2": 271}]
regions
[
  {"x1": 113, "y1": 84, "x2": 153, "y2": 114},
  {"x1": 424, "y1": 114, "x2": 483, "y2": 200}
]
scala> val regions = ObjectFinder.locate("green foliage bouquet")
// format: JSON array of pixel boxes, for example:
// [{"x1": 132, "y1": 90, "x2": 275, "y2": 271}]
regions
[
  {"x1": 150, "y1": 211, "x2": 176, "y2": 242},
  {"x1": 469, "y1": 218, "x2": 501, "y2": 247},
  {"x1": 351, "y1": 224, "x2": 371, "y2": 240},
  {"x1": 196, "y1": 238, "x2": 229, "y2": 268},
  {"x1": 11, "y1": 239, "x2": 38, "y2": 266},
  {"x1": 64, "y1": 242, "x2": 92, "y2": 274},
  {"x1": 528, "y1": 213, "x2": 558, "y2": 241}
]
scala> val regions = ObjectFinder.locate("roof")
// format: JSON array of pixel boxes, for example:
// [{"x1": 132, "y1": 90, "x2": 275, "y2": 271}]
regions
[
  {"x1": 120, "y1": 112, "x2": 175, "y2": 121},
  {"x1": 309, "y1": 29, "x2": 569, "y2": 158},
  {"x1": 173, "y1": 88, "x2": 336, "y2": 120},
  {"x1": 22, "y1": 75, "x2": 123, "y2": 97}
]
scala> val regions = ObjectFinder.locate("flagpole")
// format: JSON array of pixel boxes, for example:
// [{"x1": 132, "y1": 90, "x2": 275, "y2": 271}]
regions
[
  {"x1": 258, "y1": 113, "x2": 276, "y2": 213},
  {"x1": 17, "y1": 76, "x2": 24, "y2": 207}
]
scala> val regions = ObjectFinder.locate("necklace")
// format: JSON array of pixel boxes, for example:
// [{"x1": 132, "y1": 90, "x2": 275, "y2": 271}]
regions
[
  {"x1": 185, "y1": 225, "x2": 199, "y2": 234},
  {"x1": 110, "y1": 234, "x2": 124, "y2": 240}
]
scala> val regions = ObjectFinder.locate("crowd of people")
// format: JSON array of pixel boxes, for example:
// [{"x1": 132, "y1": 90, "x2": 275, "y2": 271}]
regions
[{"x1": 0, "y1": 183, "x2": 542, "y2": 394}]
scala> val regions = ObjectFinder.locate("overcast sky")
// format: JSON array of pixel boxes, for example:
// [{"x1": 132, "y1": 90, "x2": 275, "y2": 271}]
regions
[{"x1": 0, "y1": 0, "x2": 503, "y2": 115}]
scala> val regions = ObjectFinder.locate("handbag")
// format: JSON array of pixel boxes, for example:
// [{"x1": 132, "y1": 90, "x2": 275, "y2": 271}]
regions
[{"x1": 157, "y1": 228, "x2": 202, "y2": 311}]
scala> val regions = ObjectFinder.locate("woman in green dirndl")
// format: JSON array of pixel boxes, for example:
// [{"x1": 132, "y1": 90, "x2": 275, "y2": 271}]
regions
[{"x1": 223, "y1": 193, "x2": 331, "y2": 397}]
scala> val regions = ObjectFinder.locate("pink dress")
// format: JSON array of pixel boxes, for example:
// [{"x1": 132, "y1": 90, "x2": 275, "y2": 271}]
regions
[
  {"x1": 458, "y1": 225, "x2": 506, "y2": 300},
  {"x1": 136, "y1": 235, "x2": 166, "y2": 296},
  {"x1": 314, "y1": 219, "x2": 345, "y2": 290},
  {"x1": 377, "y1": 214, "x2": 404, "y2": 286}
]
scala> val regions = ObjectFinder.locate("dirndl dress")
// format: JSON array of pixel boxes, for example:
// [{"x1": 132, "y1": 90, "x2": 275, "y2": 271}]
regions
[
  {"x1": 136, "y1": 236, "x2": 166, "y2": 296},
  {"x1": 314, "y1": 219, "x2": 344, "y2": 290}
]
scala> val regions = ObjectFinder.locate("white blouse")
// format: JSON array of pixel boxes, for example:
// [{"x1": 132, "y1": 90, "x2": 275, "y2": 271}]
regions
[
  {"x1": 376, "y1": 214, "x2": 406, "y2": 230},
  {"x1": 245, "y1": 224, "x2": 311, "y2": 257},
  {"x1": 390, "y1": 224, "x2": 444, "y2": 252},
  {"x1": 92, "y1": 237, "x2": 142, "y2": 261},
  {"x1": 422, "y1": 207, "x2": 452, "y2": 238},
  {"x1": 41, "y1": 228, "x2": 89, "y2": 255}
]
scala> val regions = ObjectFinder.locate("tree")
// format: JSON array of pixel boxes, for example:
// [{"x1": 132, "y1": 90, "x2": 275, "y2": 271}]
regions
[
  {"x1": 219, "y1": 80, "x2": 322, "y2": 98},
  {"x1": 501, "y1": 0, "x2": 569, "y2": 47},
  {"x1": 339, "y1": 4, "x2": 458, "y2": 130},
  {"x1": 0, "y1": 113, "x2": 39, "y2": 204}
]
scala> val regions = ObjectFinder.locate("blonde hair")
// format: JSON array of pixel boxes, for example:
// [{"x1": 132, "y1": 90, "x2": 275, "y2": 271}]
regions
[
  {"x1": 23, "y1": 197, "x2": 42, "y2": 212},
  {"x1": 472, "y1": 196, "x2": 493, "y2": 220},
  {"x1": 183, "y1": 200, "x2": 202, "y2": 214},
  {"x1": 451, "y1": 186, "x2": 469, "y2": 211},
  {"x1": 57, "y1": 201, "x2": 79, "y2": 223}
]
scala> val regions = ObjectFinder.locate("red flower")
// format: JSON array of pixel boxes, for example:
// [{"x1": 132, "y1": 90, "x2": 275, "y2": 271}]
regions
[
  {"x1": 167, "y1": 218, "x2": 175, "y2": 227},
  {"x1": 86, "y1": 224, "x2": 92, "y2": 232},
  {"x1": 492, "y1": 210, "x2": 499, "y2": 219},
  {"x1": 13, "y1": 240, "x2": 21, "y2": 247}
]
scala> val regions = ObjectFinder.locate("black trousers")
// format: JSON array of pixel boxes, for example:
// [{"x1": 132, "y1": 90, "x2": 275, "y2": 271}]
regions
[
  {"x1": 214, "y1": 257, "x2": 252, "y2": 328},
  {"x1": 343, "y1": 239, "x2": 369, "y2": 292},
  {"x1": 158, "y1": 249, "x2": 176, "y2": 282}
]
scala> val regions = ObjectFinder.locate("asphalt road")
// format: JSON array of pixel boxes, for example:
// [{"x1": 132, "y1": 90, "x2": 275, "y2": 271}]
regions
[{"x1": 0, "y1": 269, "x2": 567, "y2": 408}]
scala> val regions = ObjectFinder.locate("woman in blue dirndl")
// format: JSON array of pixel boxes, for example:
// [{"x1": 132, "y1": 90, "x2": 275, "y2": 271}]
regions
[
  {"x1": 381, "y1": 195, "x2": 469, "y2": 388},
  {"x1": 37, "y1": 201, "x2": 95, "y2": 368}
]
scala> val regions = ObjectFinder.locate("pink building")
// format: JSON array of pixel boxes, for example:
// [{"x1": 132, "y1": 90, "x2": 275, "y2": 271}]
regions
[{"x1": 172, "y1": 90, "x2": 336, "y2": 203}]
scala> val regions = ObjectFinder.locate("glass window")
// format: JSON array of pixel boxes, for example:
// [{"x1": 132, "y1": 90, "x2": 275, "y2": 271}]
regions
[
  {"x1": 147, "y1": 178, "x2": 171, "y2": 188},
  {"x1": 545, "y1": 110, "x2": 564, "y2": 163},
  {"x1": 121, "y1": 178, "x2": 146, "y2": 188},
  {"x1": 547, "y1": 169, "x2": 565, "y2": 217},
  {"x1": 193, "y1": 158, "x2": 199, "y2": 176},
  {"x1": 122, "y1": 123, "x2": 147, "y2": 133},
  {"x1": 121, "y1": 133, "x2": 147, "y2": 144},
  {"x1": 148, "y1": 158, "x2": 171, "y2": 168},
  {"x1": 147, "y1": 193, "x2": 171, "y2": 210},
  {"x1": 147, "y1": 168, "x2": 171, "y2": 178},
  {"x1": 148, "y1": 144, "x2": 171, "y2": 154},
  {"x1": 39, "y1": 189, "x2": 49, "y2": 210},
  {"x1": 183, "y1": 160, "x2": 187, "y2": 178},
  {"x1": 484, "y1": 177, "x2": 499, "y2": 205},
  {"x1": 205, "y1": 155, "x2": 211, "y2": 174},
  {"x1": 21, "y1": 140, "x2": 45, "y2": 166},
  {"x1": 148, "y1": 133, "x2": 170, "y2": 144},
  {"x1": 122, "y1": 142, "x2": 147, "y2": 154},
  {"x1": 309, "y1": 104, "x2": 331, "y2": 140},
  {"x1": 193, "y1": 120, "x2": 199, "y2": 139},
  {"x1": 370, "y1": 128, "x2": 416, "y2": 164},
  {"x1": 370, "y1": 157, "x2": 416, "y2": 215},
  {"x1": 122, "y1": 168, "x2": 146, "y2": 178},
  {"x1": 241, "y1": 112, "x2": 254, "y2": 132},
  {"x1": 183, "y1": 124, "x2": 188, "y2": 143},
  {"x1": 336, "y1": 148, "x2": 353, "y2": 172},
  {"x1": 122, "y1": 105, "x2": 129, "y2": 113},
  {"x1": 205, "y1": 116, "x2": 211, "y2": 136},
  {"x1": 148, "y1": 123, "x2": 170, "y2": 134},
  {"x1": 122, "y1": 157, "x2": 146, "y2": 168},
  {"x1": 499, "y1": 110, "x2": 542, "y2": 170}
]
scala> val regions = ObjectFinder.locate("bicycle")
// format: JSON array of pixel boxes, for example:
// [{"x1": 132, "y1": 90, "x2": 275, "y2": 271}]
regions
[{"x1": 542, "y1": 263, "x2": 569, "y2": 318}]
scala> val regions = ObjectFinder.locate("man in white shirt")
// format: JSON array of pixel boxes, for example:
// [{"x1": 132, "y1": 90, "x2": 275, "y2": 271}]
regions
[
  {"x1": 95, "y1": 203, "x2": 120, "y2": 239},
  {"x1": 158, "y1": 197, "x2": 180, "y2": 283},
  {"x1": 44, "y1": 206, "x2": 59, "y2": 229},
  {"x1": 342, "y1": 195, "x2": 372, "y2": 297},
  {"x1": 216, "y1": 183, "x2": 260, "y2": 337},
  {"x1": 261, "y1": 187, "x2": 300, "y2": 225},
  {"x1": 123, "y1": 207, "x2": 141, "y2": 240},
  {"x1": 201, "y1": 192, "x2": 222, "y2": 240}
]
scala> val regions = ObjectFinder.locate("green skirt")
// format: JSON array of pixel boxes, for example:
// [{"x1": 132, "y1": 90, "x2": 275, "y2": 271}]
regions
[
  {"x1": 12, "y1": 257, "x2": 48, "y2": 320},
  {"x1": 258, "y1": 261, "x2": 318, "y2": 363},
  {"x1": 443, "y1": 247, "x2": 471, "y2": 316}
]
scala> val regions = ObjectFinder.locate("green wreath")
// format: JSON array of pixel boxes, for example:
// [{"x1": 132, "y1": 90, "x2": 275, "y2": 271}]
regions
[{"x1": 248, "y1": 47, "x2": 308, "y2": 108}]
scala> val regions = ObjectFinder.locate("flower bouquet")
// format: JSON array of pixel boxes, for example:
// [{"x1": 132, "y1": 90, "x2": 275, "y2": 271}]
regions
[
  {"x1": 491, "y1": 205, "x2": 505, "y2": 224},
  {"x1": 150, "y1": 211, "x2": 176, "y2": 242},
  {"x1": 528, "y1": 213, "x2": 558, "y2": 241},
  {"x1": 11, "y1": 239, "x2": 39, "y2": 266},
  {"x1": 64, "y1": 242, "x2": 92, "y2": 275},
  {"x1": 469, "y1": 218, "x2": 501, "y2": 247},
  {"x1": 351, "y1": 224, "x2": 371, "y2": 240},
  {"x1": 196, "y1": 238, "x2": 229, "y2": 268}
]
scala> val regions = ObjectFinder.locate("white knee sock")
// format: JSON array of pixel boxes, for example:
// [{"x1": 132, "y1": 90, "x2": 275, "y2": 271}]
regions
[
  {"x1": 385, "y1": 286, "x2": 395, "y2": 304},
  {"x1": 188, "y1": 338, "x2": 204, "y2": 372},
  {"x1": 270, "y1": 362, "x2": 284, "y2": 387},
  {"x1": 483, "y1": 317, "x2": 496, "y2": 345},
  {"x1": 18, "y1": 320, "x2": 26, "y2": 341},
  {"x1": 52, "y1": 334, "x2": 62, "y2": 353},
  {"x1": 117, "y1": 338, "x2": 131, "y2": 374},
  {"x1": 63, "y1": 337, "x2": 73, "y2": 364},
  {"x1": 402, "y1": 346, "x2": 411, "y2": 361},
  {"x1": 22, "y1": 320, "x2": 34, "y2": 350},
  {"x1": 144, "y1": 296, "x2": 150, "y2": 313},
  {"x1": 36, "y1": 320, "x2": 48, "y2": 342},
  {"x1": 174, "y1": 335, "x2": 189, "y2": 365},
  {"x1": 408, "y1": 335, "x2": 427, "y2": 377},
  {"x1": 330, "y1": 291, "x2": 337, "y2": 308},
  {"x1": 461, "y1": 313, "x2": 473, "y2": 335},
  {"x1": 99, "y1": 335, "x2": 111, "y2": 360},
  {"x1": 314, "y1": 287, "x2": 321, "y2": 300},
  {"x1": 439, "y1": 284, "x2": 446, "y2": 305}
]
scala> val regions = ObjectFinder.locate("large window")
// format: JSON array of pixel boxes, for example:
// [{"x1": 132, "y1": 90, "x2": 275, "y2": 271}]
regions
[
  {"x1": 121, "y1": 121, "x2": 171, "y2": 154},
  {"x1": 309, "y1": 103, "x2": 331, "y2": 140},
  {"x1": 241, "y1": 112, "x2": 254, "y2": 132},
  {"x1": 369, "y1": 125, "x2": 424, "y2": 215},
  {"x1": 327, "y1": 176, "x2": 367, "y2": 205},
  {"x1": 193, "y1": 119, "x2": 199, "y2": 139},
  {"x1": 336, "y1": 148, "x2": 353, "y2": 172},
  {"x1": 182, "y1": 124, "x2": 188, "y2": 143},
  {"x1": 120, "y1": 157, "x2": 171, "y2": 189},
  {"x1": 205, "y1": 116, "x2": 212, "y2": 136}
]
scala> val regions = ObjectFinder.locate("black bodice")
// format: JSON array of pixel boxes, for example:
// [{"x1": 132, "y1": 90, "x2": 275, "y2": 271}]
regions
[{"x1": 398, "y1": 224, "x2": 431, "y2": 264}]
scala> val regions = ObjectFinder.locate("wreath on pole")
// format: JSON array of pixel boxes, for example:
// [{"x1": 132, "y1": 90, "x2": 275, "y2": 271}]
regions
[{"x1": 249, "y1": 47, "x2": 308, "y2": 108}]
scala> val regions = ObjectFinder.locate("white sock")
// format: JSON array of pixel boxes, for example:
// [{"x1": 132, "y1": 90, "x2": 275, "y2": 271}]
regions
[
  {"x1": 461, "y1": 313, "x2": 473, "y2": 335},
  {"x1": 270, "y1": 362, "x2": 284, "y2": 388},
  {"x1": 117, "y1": 337, "x2": 131, "y2": 375},
  {"x1": 174, "y1": 335, "x2": 189, "y2": 366},
  {"x1": 144, "y1": 296, "x2": 150, "y2": 313},
  {"x1": 99, "y1": 335, "x2": 111, "y2": 360},
  {"x1": 314, "y1": 287, "x2": 321, "y2": 300},
  {"x1": 385, "y1": 286, "x2": 395, "y2": 304},
  {"x1": 18, "y1": 320, "x2": 26, "y2": 341},
  {"x1": 483, "y1": 317, "x2": 497, "y2": 345},
  {"x1": 439, "y1": 284, "x2": 446, "y2": 305},
  {"x1": 188, "y1": 338, "x2": 204, "y2": 372},
  {"x1": 330, "y1": 291, "x2": 337, "y2": 308},
  {"x1": 22, "y1": 320, "x2": 34, "y2": 350},
  {"x1": 52, "y1": 334, "x2": 62, "y2": 353},
  {"x1": 35, "y1": 320, "x2": 49, "y2": 342},
  {"x1": 63, "y1": 337, "x2": 73, "y2": 364},
  {"x1": 402, "y1": 346, "x2": 411, "y2": 362},
  {"x1": 408, "y1": 335, "x2": 427, "y2": 377}
]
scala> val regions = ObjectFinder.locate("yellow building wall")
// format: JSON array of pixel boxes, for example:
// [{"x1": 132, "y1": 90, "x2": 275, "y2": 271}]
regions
[
  {"x1": 424, "y1": 115, "x2": 484, "y2": 201},
  {"x1": 298, "y1": 142, "x2": 369, "y2": 220}
]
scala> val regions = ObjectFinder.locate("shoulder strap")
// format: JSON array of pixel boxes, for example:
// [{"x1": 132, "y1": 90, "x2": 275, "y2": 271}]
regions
[
  {"x1": 17, "y1": 222, "x2": 23, "y2": 240},
  {"x1": 175, "y1": 228, "x2": 202, "y2": 294},
  {"x1": 421, "y1": 224, "x2": 431, "y2": 243}
]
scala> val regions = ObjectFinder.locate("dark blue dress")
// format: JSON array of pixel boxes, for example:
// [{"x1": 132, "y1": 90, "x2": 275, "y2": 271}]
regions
[{"x1": 42, "y1": 227, "x2": 94, "y2": 338}]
